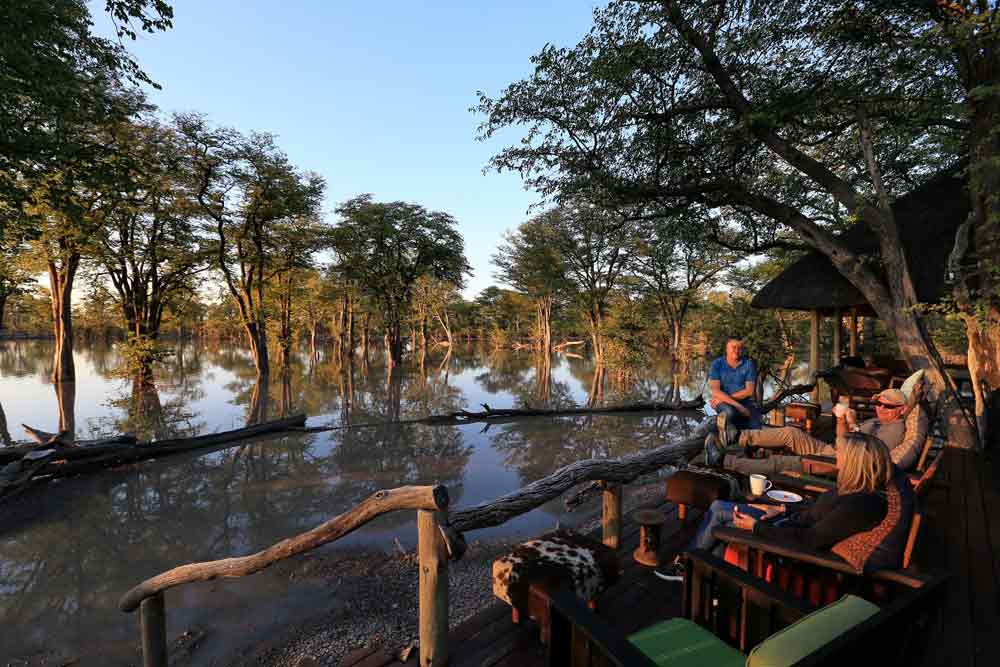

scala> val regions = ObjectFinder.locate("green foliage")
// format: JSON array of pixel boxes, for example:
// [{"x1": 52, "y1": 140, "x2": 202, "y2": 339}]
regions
[{"x1": 332, "y1": 195, "x2": 470, "y2": 347}]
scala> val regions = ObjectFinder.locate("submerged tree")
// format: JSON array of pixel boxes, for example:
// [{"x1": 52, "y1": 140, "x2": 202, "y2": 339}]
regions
[
  {"x1": 493, "y1": 215, "x2": 570, "y2": 352},
  {"x1": 95, "y1": 118, "x2": 208, "y2": 382},
  {"x1": 177, "y1": 115, "x2": 325, "y2": 378},
  {"x1": 332, "y1": 195, "x2": 470, "y2": 366}
]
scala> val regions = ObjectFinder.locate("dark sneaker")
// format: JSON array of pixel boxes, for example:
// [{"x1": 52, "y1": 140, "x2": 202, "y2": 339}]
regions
[
  {"x1": 654, "y1": 560, "x2": 685, "y2": 582},
  {"x1": 704, "y1": 432, "x2": 723, "y2": 468}
]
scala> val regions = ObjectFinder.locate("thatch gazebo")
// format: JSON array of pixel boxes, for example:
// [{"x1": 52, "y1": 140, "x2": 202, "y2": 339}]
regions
[{"x1": 751, "y1": 170, "x2": 969, "y2": 399}]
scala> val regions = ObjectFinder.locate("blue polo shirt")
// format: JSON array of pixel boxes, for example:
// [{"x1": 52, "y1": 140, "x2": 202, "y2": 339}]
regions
[{"x1": 709, "y1": 356, "x2": 757, "y2": 396}]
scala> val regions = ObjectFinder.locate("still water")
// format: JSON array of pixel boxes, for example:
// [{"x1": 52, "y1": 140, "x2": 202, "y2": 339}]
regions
[{"x1": 0, "y1": 339, "x2": 713, "y2": 664}]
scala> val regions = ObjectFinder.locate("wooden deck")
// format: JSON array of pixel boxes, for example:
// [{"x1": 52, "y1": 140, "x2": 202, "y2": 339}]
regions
[{"x1": 344, "y1": 445, "x2": 1000, "y2": 667}]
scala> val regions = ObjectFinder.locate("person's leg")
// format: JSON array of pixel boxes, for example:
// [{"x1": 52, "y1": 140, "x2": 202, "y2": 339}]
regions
[
  {"x1": 742, "y1": 399, "x2": 762, "y2": 430},
  {"x1": 688, "y1": 500, "x2": 738, "y2": 552},
  {"x1": 740, "y1": 427, "x2": 832, "y2": 456},
  {"x1": 722, "y1": 453, "x2": 805, "y2": 475}
]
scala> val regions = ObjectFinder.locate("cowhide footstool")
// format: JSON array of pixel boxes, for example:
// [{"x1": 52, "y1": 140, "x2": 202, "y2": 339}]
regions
[{"x1": 492, "y1": 530, "x2": 619, "y2": 643}]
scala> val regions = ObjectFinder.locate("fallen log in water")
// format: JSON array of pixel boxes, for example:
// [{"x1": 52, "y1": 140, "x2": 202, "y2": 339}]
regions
[
  {"x1": 0, "y1": 414, "x2": 307, "y2": 499},
  {"x1": 553, "y1": 340, "x2": 585, "y2": 350},
  {"x1": 0, "y1": 433, "x2": 139, "y2": 464}
]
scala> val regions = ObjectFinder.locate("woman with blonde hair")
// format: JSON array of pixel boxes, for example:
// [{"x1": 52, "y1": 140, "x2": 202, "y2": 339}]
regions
[{"x1": 657, "y1": 433, "x2": 909, "y2": 581}]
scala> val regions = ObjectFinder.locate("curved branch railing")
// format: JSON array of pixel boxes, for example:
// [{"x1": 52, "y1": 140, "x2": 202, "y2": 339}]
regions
[{"x1": 120, "y1": 414, "x2": 736, "y2": 666}]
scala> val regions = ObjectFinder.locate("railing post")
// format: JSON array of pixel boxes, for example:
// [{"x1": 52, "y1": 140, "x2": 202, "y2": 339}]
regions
[
  {"x1": 600, "y1": 481, "x2": 622, "y2": 549},
  {"x1": 140, "y1": 592, "x2": 167, "y2": 667},
  {"x1": 418, "y1": 509, "x2": 449, "y2": 666}
]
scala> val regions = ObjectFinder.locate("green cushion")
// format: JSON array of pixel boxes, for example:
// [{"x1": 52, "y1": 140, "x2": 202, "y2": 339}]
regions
[
  {"x1": 629, "y1": 618, "x2": 745, "y2": 667},
  {"x1": 797, "y1": 473, "x2": 835, "y2": 485},
  {"x1": 747, "y1": 595, "x2": 880, "y2": 667}
]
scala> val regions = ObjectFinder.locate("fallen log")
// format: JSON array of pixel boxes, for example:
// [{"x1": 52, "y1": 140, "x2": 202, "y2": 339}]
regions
[
  {"x1": 553, "y1": 340, "x2": 585, "y2": 350},
  {"x1": 449, "y1": 418, "x2": 713, "y2": 533},
  {"x1": 0, "y1": 433, "x2": 139, "y2": 464},
  {"x1": 0, "y1": 415, "x2": 306, "y2": 499},
  {"x1": 21, "y1": 424, "x2": 73, "y2": 447}
]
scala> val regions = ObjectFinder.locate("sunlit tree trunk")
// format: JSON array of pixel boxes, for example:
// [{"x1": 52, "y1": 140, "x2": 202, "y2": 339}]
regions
[
  {"x1": 48, "y1": 255, "x2": 79, "y2": 383},
  {"x1": 247, "y1": 376, "x2": 269, "y2": 426},
  {"x1": 55, "y1": 379, "x2": 76, "y2": 438}
]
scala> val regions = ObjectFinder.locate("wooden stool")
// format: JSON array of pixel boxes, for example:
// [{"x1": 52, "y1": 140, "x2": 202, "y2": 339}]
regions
[{"x1": 632, "y1": 509, "x2": 667, "y2": 567}]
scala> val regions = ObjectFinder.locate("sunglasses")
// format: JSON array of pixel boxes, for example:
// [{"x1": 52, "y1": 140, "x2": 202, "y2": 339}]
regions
[{"x1": 875, "y1": 401, "x2": 903, "y2": 409}]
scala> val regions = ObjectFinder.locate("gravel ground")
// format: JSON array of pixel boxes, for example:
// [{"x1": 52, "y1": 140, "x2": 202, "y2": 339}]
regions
[{"x1": 223, "y1": 477, "x2": 671, "y2": 667}]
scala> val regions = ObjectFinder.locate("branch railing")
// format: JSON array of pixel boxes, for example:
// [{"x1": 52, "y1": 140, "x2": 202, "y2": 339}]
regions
[{"x1": 124, "y1": 398, "x2": 831, "y2": 666}]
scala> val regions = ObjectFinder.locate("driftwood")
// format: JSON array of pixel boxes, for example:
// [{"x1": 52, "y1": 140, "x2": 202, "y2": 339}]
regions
[
  {"x1": 0, "y1": 433, "x2": 139, "y2": 464},
  {"x1": 449, "y1": 419, "x2": 713, "y2": 533},
  {"x1": 21, "y1": 424, "x2": 74, "y2": 447},
  {"x1": 553, "y1": 340, "x2": 585, "y2": 350},
  {"x1": 119, "y1": 485, "x2": 451, "y2": 612},
  {"x1": 0, "y1": 415, "x2": 307, "y2": 499}
]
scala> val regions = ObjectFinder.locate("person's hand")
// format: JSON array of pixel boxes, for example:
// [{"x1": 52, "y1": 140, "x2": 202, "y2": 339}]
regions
[
  {"x1": 732, "y1": 507, "x2": 757, "y2": 531},
  {"x1": 709, "y1": 397, "x2": 720, "y2": 409},
  {"x1": 748, "y1": 503, "x2": 785, "y2": 519}
]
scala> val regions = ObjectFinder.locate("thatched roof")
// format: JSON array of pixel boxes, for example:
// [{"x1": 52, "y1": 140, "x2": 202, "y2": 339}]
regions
[{"x1": 751, "y1": 171, "x2": 969, "y2": 315}]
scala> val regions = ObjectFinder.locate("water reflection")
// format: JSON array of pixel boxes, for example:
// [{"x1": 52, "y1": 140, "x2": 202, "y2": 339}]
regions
[{"x1": 0, "y1": 339, "x2": 717, "y2": 665}]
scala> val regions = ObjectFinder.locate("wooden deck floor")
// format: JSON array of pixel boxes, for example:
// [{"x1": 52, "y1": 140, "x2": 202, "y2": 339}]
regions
[{"x1": 344, "y1": 445, "x2": 1000, "y2": 667}]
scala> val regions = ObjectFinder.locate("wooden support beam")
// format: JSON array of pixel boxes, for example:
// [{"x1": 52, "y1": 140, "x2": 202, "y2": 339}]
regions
[
  {"x1": 418, "y1": 509, "x2": 449, "y2": 667},
  {"x1": 601, "y1": 482, "x2": 623, "y2": 549},
  {"x1": 832, "y1": 307, "x2": 842, "y2": 367},
  {"x1": 140, "y1": 592, "x2": 167, "y2": 667},
  {"x1": 810, "y1": 310, "x2": 821, "y2": 403},
  {"x1": 849, "y1": 310, "x2": 858, "y2": 357}
]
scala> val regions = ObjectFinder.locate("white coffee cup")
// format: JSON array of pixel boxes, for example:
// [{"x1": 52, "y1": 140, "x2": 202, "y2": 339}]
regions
[{"x1": 749, "y1": 474, "x2": 772, "y2": 496}]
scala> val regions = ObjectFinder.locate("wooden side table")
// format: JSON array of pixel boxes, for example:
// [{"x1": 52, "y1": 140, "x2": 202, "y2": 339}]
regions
[{"x1": 632, "y1": 509, "x2": 667, "y2": 567}]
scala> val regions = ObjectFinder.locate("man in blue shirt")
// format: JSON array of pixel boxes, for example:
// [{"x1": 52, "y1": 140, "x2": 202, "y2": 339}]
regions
[{"x1": 708, "y1": 336, "x2": 761, "y2": 446}]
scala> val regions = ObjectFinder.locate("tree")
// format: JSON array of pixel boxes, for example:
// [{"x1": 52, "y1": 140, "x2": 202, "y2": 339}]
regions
[
  {"x1": 94, "y1": 118, "x2": 208, "y2": 382},
  {"x1": 0, "y1": 0, "x2": 173, "y2": 227},
  {"x1": 177, "y1": 115, "x2": 325, "y2": 378},
  {"x1": 477, "y1": 1, "x2": 998, "y2": 441},
  {"x1": 543, "y1": 205, "x2": 631, "y2": 365},
  {"x1": 493, "y1": 215, "x2": 571, "y2": 352},
  {"x1": 267, "y1": 215, "x2": 332, "y2": 368},
  {"x1": 0, "y1": 228, "x2": 34, "y2": 332},
  {"x1": 631, "y1": 217, "x2": 736, "y2": 358},
  {"x1": 331, "y1": 196, "x2": 470, "y2": 366}
]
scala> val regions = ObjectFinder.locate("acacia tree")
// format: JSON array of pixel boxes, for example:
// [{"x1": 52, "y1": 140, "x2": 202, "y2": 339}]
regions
[
  {"x1": 631, "y1": 218, "x2": 736, "y2": 359},
  {"x1": 477, "y1": 0, "x2": 999, "y2": 441},
  {"x1": 493, "y1": 215, "x2": 571, "y2": 352},
  {"x1": 542, "y1": 205, "x2": 630, "y2": 365},
  {"x1": 267, "y1": 214, "x2": 332, "y2": 368},
  {"x1": 95, "y1": 118, "x2": 208, "y2": 382},
  {"x1": 332, "y1": 195, "x2": 470, "y2": 366},
  {"x1": 178, "y1": 115, "x2": 324, "y2": 378}
]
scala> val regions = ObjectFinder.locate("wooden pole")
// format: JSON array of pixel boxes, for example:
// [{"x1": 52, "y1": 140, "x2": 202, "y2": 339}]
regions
[
  {"x1": 810, "y1": 310, "x2": 821, "y2": 403},
  {"x1": 832, "y1": 307, "x2": 842, "y2": 367},
  {"x1": 770, "y1": 406, "x2": 785, "y2": 427},
  {"x1": 140, "y1": 592, "x2": 167, "y2": 667},
  {"x1": 849, "y1": 309, "x2": 858, "y2": 357},
  {"x1": 418, "y1": 509, "x2": 449, "y2": 667},
  {"x1": 601, "y1": 482, "x2": 623, "y2": 549}
]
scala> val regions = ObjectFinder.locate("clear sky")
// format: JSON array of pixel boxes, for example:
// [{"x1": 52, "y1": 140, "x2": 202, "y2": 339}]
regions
[{"x1": 93, "y1": 1, "x2": 602, "y2": 298}]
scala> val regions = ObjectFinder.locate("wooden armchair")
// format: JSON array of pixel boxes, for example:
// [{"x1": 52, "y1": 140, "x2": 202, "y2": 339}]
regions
[
  {"x1": 713, "y1": 511, "x2": 925, "y2": 606},
  {"x1": 544, "y1": 549, "x2": 947, "y2": 667}
]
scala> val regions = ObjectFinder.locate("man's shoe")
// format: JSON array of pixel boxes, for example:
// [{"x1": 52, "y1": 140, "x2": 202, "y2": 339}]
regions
[
  {"x1": 653, "y1": 560, "x2": 685, "y2": 582},
  {"x1": 703, "y1": 432, "x2": 724, "y2": 468},
  {"x1": 717, "y1": 412, "x2": 740, "y2": 450}
]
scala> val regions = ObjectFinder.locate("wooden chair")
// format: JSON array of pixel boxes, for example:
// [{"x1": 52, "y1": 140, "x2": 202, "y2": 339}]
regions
[
  {"x1": 713, "y1": 510, "x2": 925, "y2": 606},
  {"x1": 543, "y1": 549, "x2": 947, "y2": 667}
]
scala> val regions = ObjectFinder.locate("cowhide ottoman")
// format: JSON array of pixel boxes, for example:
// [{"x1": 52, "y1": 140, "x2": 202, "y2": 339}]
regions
[{"x1": 492, "y1": 530, "x2": 619, "y2": 643}]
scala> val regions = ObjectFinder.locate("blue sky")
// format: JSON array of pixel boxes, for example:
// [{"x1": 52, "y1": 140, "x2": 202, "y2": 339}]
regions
[{"x1": 94, "y1": 1, "x2": 603, "y2": 298}]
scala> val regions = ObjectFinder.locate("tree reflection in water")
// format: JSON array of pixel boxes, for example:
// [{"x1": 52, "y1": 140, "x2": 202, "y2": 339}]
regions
[{"x1": 0, "y1": 339, "x2": 709, "y2": 664}]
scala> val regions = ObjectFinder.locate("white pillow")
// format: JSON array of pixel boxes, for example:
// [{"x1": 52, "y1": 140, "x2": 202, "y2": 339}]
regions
[{"x1": 900, "y1": 369, "x2": 925, "y2": 404}]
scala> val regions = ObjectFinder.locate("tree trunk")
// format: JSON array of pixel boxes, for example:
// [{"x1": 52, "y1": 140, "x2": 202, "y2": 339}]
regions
[
  {"x1": 0, "y1": 293, "x2": 7, "y2": 332},
  {"x1": 55, "y1": 379, "x2": 76, "y2": 438},
  {"x1": 48, "y1": 256, "x2": 79, "y2": 383},
  {"x1": 243, "y1": 321, "x2": 270, "y2": 377},
  {"x1": 386, "y1": 321, "x2": 403, "y2": 367},
  {"x1": 344, "y1": 296, "x2": 353, "y2": 356},
  {"x1": 247, "y1": 376, "x2": 269, "y2": 426},
  {"x1": 360, "y1": 313, "x2": 370, "y2": 355}
]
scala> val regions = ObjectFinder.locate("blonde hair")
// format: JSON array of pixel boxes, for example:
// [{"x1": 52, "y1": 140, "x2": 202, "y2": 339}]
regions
[{"x1": 837, "y1": 433, "x2": 893, "y2": 495}]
